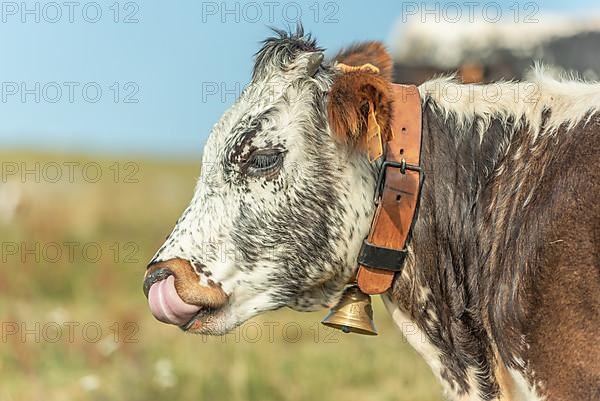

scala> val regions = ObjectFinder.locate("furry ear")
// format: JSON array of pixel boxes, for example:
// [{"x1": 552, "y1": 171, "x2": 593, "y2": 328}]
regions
[
  {"x1": 333, "y1": 42, "x2": 393, "y2": 80},
  {"x1": 327, "y1": 42, "x2": 394, "y2": 160}
]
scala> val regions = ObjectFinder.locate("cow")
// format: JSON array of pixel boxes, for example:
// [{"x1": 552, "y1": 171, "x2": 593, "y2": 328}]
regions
[{"x1": 143, "y1": 27, "x2": 600, "y2": 401}]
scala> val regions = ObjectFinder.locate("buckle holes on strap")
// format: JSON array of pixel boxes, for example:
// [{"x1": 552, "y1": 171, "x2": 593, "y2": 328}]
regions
[
  {"x1": 396, "y1": 194, "x2": 402, "y2": 202},
  {"x1": 401, "y1": 127, "x2": 407, "y2": 133},
  {"x1": 399, "y1": 148, "x2": 404, "y2": 155}
]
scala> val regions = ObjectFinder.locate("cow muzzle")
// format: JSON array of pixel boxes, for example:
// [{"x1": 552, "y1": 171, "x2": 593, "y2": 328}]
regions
[{"x1": 143, "y1": 258, "x2": 228, "y2": 327}]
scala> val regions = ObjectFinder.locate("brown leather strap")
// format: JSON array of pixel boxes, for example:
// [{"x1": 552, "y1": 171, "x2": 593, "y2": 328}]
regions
[{"x1": 357, "y1": 84, "x2": 423, "y2": 295}]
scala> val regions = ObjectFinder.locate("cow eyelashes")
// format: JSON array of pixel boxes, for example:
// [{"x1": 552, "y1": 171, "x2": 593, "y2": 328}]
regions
[{"x1": 245, "y1": 149, "x2": 285, "y2": 177}]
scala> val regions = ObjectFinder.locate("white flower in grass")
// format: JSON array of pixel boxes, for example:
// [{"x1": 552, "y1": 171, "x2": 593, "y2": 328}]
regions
[
  {"x1": 80, "y1": 374, "x2": 100, "y2": 391},
  {"x1": 97, "y1": 336, "x2": 120, "y2": 357},
  {"x1": 154, "y1": 358, "x2": 177, "y2": 389},
  {"x1": 47, "y1": 307, "x2": 69, "y2": 324}
]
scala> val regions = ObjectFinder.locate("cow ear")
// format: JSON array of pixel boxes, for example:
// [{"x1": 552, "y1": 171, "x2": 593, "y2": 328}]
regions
[
  {"x1": 327, "y1": 42, "x2": 394, "y2": 161},
  {"x1": 327, "y1": 65, "x2": 393, "y2": 161},
  {"x1": 333, "y1": 42, "x2": 393, "y2": 81}
]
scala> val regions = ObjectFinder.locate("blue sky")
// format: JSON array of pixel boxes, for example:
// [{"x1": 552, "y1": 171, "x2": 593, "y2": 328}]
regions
[{"x1": 0, "y1": 0, "x2": 596, "y2": 158}]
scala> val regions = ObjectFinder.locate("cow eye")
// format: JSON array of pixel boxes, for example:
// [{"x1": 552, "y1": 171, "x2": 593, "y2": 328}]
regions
[{"x1": 246, "y1": 149, "x2": 285, "y2": 176}]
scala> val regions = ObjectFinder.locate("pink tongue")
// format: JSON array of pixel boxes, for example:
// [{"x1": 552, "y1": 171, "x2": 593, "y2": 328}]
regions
[{"x1": 148, "y1": 275, "x2": 202, "y2": 326}]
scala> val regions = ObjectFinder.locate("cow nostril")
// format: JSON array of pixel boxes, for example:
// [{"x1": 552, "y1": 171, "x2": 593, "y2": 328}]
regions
[{"x1": 143, "y1": 267, "x2": 173, "y2": 298}]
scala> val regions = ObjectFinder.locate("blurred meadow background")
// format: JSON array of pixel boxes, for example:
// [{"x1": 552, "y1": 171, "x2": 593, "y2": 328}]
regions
[
  {"x1": 1, "y1": 0, "x2": 600, "y2": 400},
  {"x1": 0, "y1": 151, "x2": 438, "y2": 401}
]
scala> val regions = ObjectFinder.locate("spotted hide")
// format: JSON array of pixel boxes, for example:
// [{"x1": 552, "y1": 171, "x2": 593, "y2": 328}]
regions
[{"x1": 144, "y1": 27, "x2": 600, "y2": 401}]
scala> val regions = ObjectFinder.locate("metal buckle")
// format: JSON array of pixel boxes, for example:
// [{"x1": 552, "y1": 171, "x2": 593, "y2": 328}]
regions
[{"x1": 374, "y1": 159, "x2": 422, "y2": 203}]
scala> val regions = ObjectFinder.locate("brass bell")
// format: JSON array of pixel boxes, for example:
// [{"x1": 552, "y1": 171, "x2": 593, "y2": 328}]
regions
[{"x1": 321, "y1": 285, "x2": 377, "y2": 335}]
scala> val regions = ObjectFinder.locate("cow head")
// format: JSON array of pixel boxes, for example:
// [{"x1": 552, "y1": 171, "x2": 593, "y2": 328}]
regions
[{"x1": 143, "y1": 27, "x2": 395, "y2": 335}]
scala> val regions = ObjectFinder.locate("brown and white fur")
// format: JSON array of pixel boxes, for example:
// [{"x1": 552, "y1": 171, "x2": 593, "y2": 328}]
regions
[{"x1": 144, "y1": 27, "x2": 600, "y2": 401}]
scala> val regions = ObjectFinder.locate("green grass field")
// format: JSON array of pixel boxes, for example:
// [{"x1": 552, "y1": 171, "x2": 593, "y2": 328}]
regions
[{"x1": 0, "y1": 151, "x2": 440, "y2": 401}]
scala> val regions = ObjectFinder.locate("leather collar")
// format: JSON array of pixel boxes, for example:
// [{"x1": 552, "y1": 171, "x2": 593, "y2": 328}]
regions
[{"x1": 356, "y1": 84, "x2": 424, "y2": 294}]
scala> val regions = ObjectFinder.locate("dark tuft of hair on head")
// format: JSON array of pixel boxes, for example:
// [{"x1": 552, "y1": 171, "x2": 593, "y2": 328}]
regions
[{"x1": 252, "y1": 23, "x2": 323, "y2": 81}]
